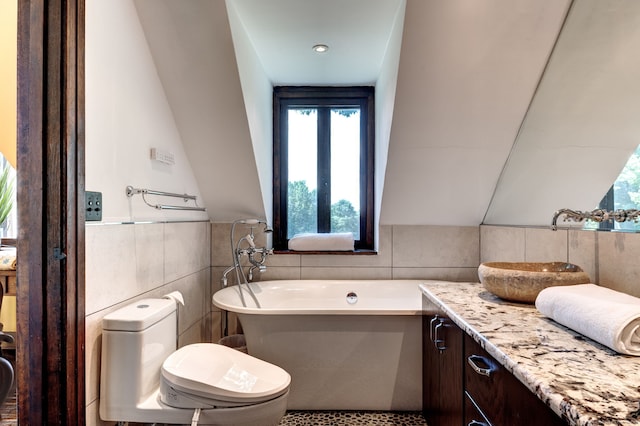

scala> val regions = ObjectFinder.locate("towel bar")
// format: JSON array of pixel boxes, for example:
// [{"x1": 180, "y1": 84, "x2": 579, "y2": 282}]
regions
[{"x1": 126, "y1": 185, "x2": 206, "y2": 211}]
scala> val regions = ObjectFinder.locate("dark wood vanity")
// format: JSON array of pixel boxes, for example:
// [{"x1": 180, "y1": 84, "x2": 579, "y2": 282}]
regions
[{"x1": 423, "y1": 295, "x2": 565, "y2": 426}]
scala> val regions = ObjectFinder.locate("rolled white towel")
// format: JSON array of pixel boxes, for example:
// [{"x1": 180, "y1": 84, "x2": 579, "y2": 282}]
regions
[
  {"x1": 288, "y1": 232, "x2": 354, "y2": 251},
  {"x1": 535, "y1": 284, "x2": 640, "y2": 355}
]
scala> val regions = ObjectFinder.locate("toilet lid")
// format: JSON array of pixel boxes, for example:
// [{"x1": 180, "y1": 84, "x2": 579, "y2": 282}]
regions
[{"x1": 161, "y1": 343, "x2": 290, "y2": 404}]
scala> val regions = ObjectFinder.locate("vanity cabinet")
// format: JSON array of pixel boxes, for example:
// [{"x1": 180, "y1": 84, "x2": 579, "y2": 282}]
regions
[{"x1": 422, "y1": 295, "x2": 565, "y2": 426}]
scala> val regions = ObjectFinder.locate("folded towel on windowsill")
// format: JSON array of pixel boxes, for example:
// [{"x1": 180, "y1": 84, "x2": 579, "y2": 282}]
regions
[
  {"x1": 288, "y1": 233, "x2": 355, "y2": 251},
  {"x1": 535, "y1": 284, "x2": 640, "y2": 356}
]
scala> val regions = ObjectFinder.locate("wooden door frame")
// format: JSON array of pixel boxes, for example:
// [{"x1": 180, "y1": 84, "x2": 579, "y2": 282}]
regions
[{"x1": 17, "y1": 0, "x2": 85, "y2": 424}]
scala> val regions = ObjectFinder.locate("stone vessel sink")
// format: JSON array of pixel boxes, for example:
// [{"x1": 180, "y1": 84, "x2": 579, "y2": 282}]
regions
[{"x1": 477, "y1": 262, "x2": 590, "y2": 303}]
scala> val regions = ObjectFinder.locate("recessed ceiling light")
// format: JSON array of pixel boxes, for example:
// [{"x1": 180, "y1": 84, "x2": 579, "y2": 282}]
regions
[{"x1": 312, "y1": 44, "x2": 329, "y2": 53}]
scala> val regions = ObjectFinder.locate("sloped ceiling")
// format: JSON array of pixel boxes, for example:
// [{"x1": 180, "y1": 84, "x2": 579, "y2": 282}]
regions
[
  {"x1": 380, "y1": 0, "x2": 570, "y2": 225},
  {"x1": 484, "y1": 0, "x2": 640, "y2": 226},
  {"x1": 135, "y1": 0, "x2": 639, "y2": 229},
  {"x1": 134, "y1": 0, "x2": 265, "y2": 221}
]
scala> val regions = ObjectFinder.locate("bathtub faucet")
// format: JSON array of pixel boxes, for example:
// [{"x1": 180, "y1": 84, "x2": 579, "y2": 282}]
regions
[
  {"x1": 221, "y1": 265, "x2": 236, "y2": 287},
  {"x1": 551, "y1": 208, "x2": 640, "y2": 230},
  {"x1": 248, "y1": 264, "x2": 267, "y2": 282},
  {"x1": 224, "y1": 218, "x2": 274, "y2": 307}
]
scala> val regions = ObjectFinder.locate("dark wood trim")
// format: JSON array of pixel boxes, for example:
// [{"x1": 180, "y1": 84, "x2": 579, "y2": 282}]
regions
[
  {"x1": 273, "y1": 86, "x2": 375, "y2": 251},
  {"x1": 317, "y1": 108, "x2": 331, "y2": 232},
  {"x1": 17, "y1": 0, "x2": 85, "y2": 424}
]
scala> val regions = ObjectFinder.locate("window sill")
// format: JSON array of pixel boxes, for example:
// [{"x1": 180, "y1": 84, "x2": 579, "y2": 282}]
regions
[{"x1": 273, "y1": 249, "x2": 377, "y2": 255}]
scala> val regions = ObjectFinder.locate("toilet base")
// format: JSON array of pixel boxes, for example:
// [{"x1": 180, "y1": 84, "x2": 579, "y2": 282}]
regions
[{"x1": 100, "y1": 389, "x2": 289, "y2": 426}]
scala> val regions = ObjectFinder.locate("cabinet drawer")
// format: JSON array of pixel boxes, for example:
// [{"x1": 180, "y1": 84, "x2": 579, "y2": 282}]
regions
[
  {"x1": 464, "y1": 334, "x2": 565, "y2": 425},
  {"x1": 464, "y1": 392, "x2": 492, "y2": 426},
  {"x1": 464, "y1": 336, "x2": 507, "y2": 422}
]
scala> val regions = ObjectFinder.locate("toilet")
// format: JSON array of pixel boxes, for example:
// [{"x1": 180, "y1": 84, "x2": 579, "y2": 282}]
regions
[{"x1": 99, "y1": 297, "x2": 290, "y2": 426}]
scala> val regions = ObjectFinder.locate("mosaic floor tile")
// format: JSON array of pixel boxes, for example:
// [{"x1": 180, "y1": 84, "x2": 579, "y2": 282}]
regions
[{"x1": 279, "y1": 411, "x2": 428, "y2": 426}]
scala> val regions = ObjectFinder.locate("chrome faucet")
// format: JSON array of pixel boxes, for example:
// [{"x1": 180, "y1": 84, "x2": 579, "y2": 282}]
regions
[
  {"x1": 221, "y1": 265, "x2": 236, "y2": 287},
  {"x1": 222, "y1": 219, "x2": 273, "y2": 307},
  {"x1": 551, "y1": 208, "x2": 640, "y2": 230}
]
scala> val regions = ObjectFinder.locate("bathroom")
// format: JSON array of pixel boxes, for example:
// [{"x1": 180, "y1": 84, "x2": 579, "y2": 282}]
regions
[{"x1": 6, "y1": 0, "x2": 640, "y2": 424}]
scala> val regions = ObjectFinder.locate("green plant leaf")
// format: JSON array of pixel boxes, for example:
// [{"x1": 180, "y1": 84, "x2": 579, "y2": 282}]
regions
[{"x1": 0, "y1": 166, "x2": 15, "y2": 227}]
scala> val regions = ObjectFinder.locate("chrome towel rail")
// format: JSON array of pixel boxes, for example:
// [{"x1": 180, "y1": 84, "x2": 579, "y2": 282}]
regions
[{"x1": 126, "y1": 185, "x2": 206, "y2": 211}]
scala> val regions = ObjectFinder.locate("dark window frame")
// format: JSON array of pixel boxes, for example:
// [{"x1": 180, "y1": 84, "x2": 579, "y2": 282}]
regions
[{"x1": 273, "y1": 86, "x2": 375, "y2": 251}]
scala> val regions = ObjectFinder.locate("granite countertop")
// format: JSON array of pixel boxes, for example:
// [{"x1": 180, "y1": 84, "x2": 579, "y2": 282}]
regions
[{"x1": 419, "y1": 281, "x2": 640, "y2": 426}]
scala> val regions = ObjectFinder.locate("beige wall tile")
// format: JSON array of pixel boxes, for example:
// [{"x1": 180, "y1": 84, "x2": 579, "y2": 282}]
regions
[
  {"x1": 524, "y1": 227, "x2": 568, "y2": 262},
  {"x1": 161, "y1": 269, "x2": 210, "y2": 335},
  {"x1": 164, "y1": 221, "x2": 210, "y2": 282},
  {"x1": 393, "y1": 267, "x2": 479, "y2": 282},
  {"x1": 267, "y1": 252, "x2": 301, "y2": 267},
  {"x1": 480, "y1": 225, "x2": 525, "y2": 263},
  {"x1": 568, "y1": 229, "x2": 597, "y2": 283},
  {"x1": 393, "y1": 225, "x2": 479, "y2": 268},
  {"x1": 133, "y1": 223, "x2": 165, "y2": 290},
  {"x1": 597, "y1": 231, "x2": 640, "y2": 297},
  {"x1": 255, "y1": 266, "x2": 301, "y2": 281},
  {"x1": 300, "y1": 267, "x2": 392, "y2": 280},
  {"x1": 178, "y1": 318, "x2": 206, "y2": 347},
  {"x1": 85, "y1": 224, "x2": 138, "y2": 314},
  {"x1": 211, "y1": 311, "x2": 222, "y2": 343},
  {"x1": 211, "y1": 222, "x2": 233, "y2": 266}
]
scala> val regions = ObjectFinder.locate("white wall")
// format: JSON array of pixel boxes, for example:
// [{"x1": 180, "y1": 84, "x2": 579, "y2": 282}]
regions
[
  {"x1": 226, "y1": 0, "x2": 274, "y2": 224},
  {"x1": 84, "y1": 2, "x2": 212, "y2": 424},
  {"x1": 86, "y1": 0, "x2": 207, "y2": 223},
  {"x1": 374, "y1": 0, "x2": 405, "y2": 247}
]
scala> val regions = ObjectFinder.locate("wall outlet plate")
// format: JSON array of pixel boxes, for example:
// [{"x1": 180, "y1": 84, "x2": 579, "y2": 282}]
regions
[
  {"x1": 150, "y1": 147, "x2": 175, "y2": 165},
  {"x1": 86, "y1": 191, "x2": 102, "y2": 221}
]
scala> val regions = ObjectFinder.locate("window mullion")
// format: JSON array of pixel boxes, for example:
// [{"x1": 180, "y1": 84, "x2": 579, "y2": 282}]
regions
[{"x1": 317, "y1": 107, "x2": 331, "y2": 232}]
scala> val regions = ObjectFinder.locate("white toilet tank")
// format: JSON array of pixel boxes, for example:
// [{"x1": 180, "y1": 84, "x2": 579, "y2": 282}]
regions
[{"x1": 100, "y1": 298, "x2": 177, "y2": 421}]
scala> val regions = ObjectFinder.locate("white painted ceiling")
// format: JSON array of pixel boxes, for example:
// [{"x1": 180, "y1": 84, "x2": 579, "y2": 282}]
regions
[{"x1": 229, "y1": 0, "x2": 404, "y2": 85}]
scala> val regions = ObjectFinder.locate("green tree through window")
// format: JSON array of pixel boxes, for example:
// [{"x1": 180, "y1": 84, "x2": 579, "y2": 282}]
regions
[
  {"x1": 287, "y1": 180, "x2": 317, "y2": 237},
  {"x1": 287, "y1": 180, "x2": 360, "y2": 237},
  {"x1": 593, "y1": 144, "x2": 640, "y2": 231}
]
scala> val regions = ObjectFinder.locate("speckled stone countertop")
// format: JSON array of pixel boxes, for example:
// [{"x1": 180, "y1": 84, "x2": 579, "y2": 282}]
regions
[{"x1": 419, "y1": 281, "x2": 640, "y2": 426}]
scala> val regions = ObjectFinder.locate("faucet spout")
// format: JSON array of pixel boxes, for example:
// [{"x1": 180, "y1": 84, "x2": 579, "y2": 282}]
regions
[
  {"x1": 551, "y1": 207, "x2": 640, "y2": 230},
  {"x1": 551, "y1": 208, "x2": 581, "y2": 231},
  {"x1": 221, "y1": 265, "x2": 236, "y2": 287}
]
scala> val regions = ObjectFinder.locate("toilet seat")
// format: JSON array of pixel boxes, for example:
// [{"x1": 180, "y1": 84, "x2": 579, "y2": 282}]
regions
[{"x1": 160, "y1": 343, "x2": 291, "y2": 409}]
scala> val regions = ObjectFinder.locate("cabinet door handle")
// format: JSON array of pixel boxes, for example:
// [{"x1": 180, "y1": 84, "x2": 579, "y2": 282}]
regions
[
  {"x1": 433, "y1": 321, "x2": 447, "y2": 351},
  {"x1": 467, "y1": 355, "x2": 493, "y2": 377},
  {"x1": 468, "y1": 421, "x2": 489, "y2": 426},
  {"x1": 429, "y1": 315, "x2": 439, "y2": 342}
]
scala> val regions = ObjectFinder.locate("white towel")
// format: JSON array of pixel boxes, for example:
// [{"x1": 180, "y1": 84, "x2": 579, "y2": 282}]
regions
[
  {"x1": 535, "y1": 284, "x2": 640, "y2": 355},
  {"x1": 288, "y1": 232, "x2": 354, "y2": 251}
]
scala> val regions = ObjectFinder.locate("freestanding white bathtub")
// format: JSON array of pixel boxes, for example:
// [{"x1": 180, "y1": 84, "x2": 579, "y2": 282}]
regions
[{"x1": 212, "y1": 279, "x2": 423, "y2": 410}]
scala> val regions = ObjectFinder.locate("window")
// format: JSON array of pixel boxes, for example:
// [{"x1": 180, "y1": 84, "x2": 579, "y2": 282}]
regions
[
  {"x1": 273, "y1": 86, "x2": 374, "y2": 251},
  {"x1": 590, "y1": 144, "x2": 640, "y2": 231}
]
